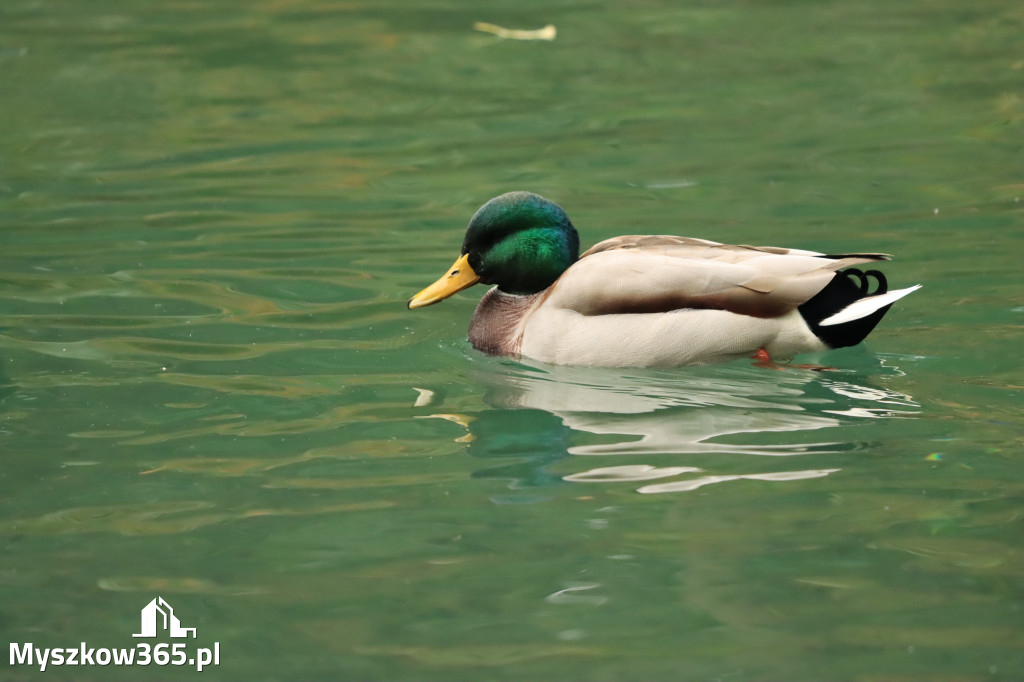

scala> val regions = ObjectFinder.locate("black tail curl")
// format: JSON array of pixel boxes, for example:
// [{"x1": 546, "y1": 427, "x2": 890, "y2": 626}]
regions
[
  {"x1": 798, "y1": 268, "x2": 894, "y2": 349},
  {"x1": 846, "y1": 269, "x2": 888, "y2": 296}
]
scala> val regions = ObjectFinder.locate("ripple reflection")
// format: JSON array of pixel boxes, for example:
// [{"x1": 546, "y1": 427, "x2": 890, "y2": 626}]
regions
[{"x1": 455, "y1": 358, "x2": 919, "y2": 494}]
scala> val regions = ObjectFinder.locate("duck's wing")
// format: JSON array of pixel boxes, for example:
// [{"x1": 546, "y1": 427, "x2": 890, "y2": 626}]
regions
[
  {"x1": 582, "y1": 234, "x2": 891, "y2": 261},
  {"x1": 552, "y1": 235, "x2": 890, "y2": 319}
]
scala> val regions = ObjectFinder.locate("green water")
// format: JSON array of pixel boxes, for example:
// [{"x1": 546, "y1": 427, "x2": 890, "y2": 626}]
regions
[{"x1": 2, "y1": 1, "x2": 1022, "y2": 680}]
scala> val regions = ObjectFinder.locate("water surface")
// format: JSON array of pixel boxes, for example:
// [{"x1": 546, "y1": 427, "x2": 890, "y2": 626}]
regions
[{"x1": 2, "y1": 1, "x2": 1022, "y2": 680}]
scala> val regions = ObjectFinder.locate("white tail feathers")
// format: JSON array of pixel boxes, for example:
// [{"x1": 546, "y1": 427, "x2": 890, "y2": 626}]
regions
[{"x1": 819, "y1": 284, "x2": 922, "y2": 327}]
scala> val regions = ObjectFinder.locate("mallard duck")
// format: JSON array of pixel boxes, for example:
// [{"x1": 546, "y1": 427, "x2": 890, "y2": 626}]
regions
[{"x1": 408, "y1": 191, "x2": 920, "y2": 367}]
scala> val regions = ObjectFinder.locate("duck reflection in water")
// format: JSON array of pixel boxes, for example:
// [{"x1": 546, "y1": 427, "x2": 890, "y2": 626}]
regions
[{"x1": 420, "y1": 353, "x2": 919, "y2": 495}]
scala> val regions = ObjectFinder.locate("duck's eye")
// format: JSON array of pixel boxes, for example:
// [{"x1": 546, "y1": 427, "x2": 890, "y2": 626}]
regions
[{"x1": 450, "y1": 269, "x2": 460, "y2": 277}]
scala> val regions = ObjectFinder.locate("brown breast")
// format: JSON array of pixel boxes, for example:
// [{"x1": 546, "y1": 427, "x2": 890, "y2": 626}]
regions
[{"x1": 468, "y1": 288, "x2": 542, "y2": 357}]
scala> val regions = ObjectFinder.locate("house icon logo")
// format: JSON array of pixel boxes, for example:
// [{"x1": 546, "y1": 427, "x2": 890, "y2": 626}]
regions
[{"x1": 132, "y1": 597, "x2": 197, "y2": 639}]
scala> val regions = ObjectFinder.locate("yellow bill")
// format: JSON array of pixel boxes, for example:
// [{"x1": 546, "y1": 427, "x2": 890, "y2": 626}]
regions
[{"x1": 408, "y1": 253, "x2": 481, "y2": 309}]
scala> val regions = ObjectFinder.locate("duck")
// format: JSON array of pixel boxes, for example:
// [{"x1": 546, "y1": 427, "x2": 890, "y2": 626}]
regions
[{"x1": 407, "y1": 191, "x2": 920, "y2": 368}]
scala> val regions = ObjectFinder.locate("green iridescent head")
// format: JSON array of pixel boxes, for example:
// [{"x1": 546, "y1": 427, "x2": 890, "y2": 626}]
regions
[
  {"x1": 462, "y1": 191, "x2": 579, "y2": 295},
  {"x1": 408, "y1": 192, "x2": 580, "y2": 308}
]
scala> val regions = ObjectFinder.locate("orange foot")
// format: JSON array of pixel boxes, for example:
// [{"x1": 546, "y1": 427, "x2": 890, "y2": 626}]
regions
[{"x1": 751, "y1": 348, "x2": 836, "y2": 372}]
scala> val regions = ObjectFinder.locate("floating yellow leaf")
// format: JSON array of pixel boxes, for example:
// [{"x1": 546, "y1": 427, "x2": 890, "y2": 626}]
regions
[{"x1": 473, "y1": 22, "x2": 556, "y2": 41}]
